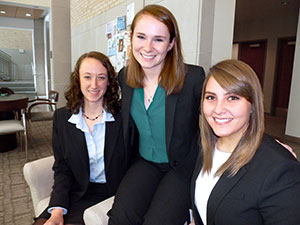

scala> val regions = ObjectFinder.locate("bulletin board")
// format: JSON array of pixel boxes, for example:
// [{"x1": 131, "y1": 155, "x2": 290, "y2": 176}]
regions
[{"x1": 106, "y1": 2, "x2": 134, "y2": 72}]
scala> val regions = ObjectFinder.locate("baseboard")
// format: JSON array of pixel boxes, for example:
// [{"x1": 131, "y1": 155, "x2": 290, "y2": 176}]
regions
[{"x1": 285, "y1": 134, "x2": 300, "y2": 144}]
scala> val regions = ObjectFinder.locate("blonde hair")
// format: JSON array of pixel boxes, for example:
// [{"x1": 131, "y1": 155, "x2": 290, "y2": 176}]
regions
[
  {"x1": 201, "y1": 59, "x2": 264, "y2": 176},
  {"x1": 126, "y1": 4, "x2": 186, "y2": 95}
]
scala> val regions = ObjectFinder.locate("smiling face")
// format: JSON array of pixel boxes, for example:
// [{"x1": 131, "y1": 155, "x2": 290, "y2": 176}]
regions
[
  {"x1": 131, "y1": 14, "x2": 175, "y2": 76},
  {"x1": 203, "y1": 77, "x2": 252, "y2": 144},
  {"x1": 79, "y1": 57, "x2": 109, "y2": 106}
]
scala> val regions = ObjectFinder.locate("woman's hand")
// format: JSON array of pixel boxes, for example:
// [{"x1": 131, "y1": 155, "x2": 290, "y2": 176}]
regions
[
  {"x1": 44, "y1": 208, "x2": 64, "y2": 225},
  {"x1": 276, "y1": 139, "x2": 297, "y2": 158}
]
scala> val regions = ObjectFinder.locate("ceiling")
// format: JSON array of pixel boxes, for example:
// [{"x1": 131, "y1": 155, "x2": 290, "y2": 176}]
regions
[
  {"x1": 0, "y1": 4, "x2": 45, "y2": 20},
  {"x1": 235, "y1": 0, "x2": 299, "y2": 23}
]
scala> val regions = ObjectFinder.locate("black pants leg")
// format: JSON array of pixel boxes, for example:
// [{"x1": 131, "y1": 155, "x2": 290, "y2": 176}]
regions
[
  {"x1": 143, "y1": 168, "x2": 190, "y2": 225},
  {"x1": 108, "y1": 158, "x2": 190, "y2": 225}
]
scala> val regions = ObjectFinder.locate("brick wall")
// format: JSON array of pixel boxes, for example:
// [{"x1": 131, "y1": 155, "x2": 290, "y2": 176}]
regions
[
  {"x1": 71, "y1": 0, "x2": 125, "y2": 27},
  {"x1": 0, "y1": 28, "x2": 32, "y2": 49}
]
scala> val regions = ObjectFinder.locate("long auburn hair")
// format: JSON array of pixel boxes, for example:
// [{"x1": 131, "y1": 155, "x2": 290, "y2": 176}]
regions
[
  {"x1": 65, "y1": 51, "x2": 120, "y2": 115},
  {"x1": 201, "y1": 59, "x2": 264, "y2": 177},
  {"x1": 126, "y1": 4, "x2": 186, "y2": 95}
]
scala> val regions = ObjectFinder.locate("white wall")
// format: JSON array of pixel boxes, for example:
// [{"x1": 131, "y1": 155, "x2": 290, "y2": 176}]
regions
[
  {"x1": 211, "y1": 0, "x2": 235, "y2": 65},
  {"x1": 50, "y1": 0, "x2": 71, "y2": 108},
  {"x1": 71, "y1": 0, "x2": 236, "y2": 71},
  {"x1": 71, "y1": 0, "x2": 143, "y2": 67},
  {"x1": 33, "y1": 19, "x2": 46, "y2": 95},
  {"x1": 286, "y1": 8, "x2": 300, "y2": 140}
]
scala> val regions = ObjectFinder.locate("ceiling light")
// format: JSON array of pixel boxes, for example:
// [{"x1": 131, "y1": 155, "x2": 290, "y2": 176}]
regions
[
  {"x1": 0, "y1": 10, "x2": 6, "y2": 14},
  {"x1": 25, "y1": 13, "x2": 31, "y2": 17},
  {"x1": 281, "y1": 0, "x2": 290, "y2": 5}
]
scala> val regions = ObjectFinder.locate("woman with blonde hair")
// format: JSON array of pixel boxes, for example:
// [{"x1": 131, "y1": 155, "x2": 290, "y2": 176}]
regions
[{"x1": 191, "y1": 59, "x2": 300, "y2": 225}]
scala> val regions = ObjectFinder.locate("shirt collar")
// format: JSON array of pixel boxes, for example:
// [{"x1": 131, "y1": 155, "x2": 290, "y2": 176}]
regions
[{"x1": 68, "y1": 107, "x2": 115, "y2": 132}]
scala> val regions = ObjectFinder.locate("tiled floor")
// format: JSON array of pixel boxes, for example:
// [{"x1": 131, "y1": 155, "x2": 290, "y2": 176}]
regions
[{"x1": 0, "y1": 121, "x2": 53, "y2": 225}]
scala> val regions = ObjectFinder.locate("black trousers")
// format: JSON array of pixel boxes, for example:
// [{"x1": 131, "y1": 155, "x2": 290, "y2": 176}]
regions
[
  {"x1": 35, "y1": 182, "x2": 111, "y2": 224},
  {"x1": 108, "y1": 158, "x2": 190, "y2": 225}
]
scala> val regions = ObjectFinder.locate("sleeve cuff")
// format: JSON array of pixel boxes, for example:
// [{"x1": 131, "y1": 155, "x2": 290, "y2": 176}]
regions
[{"x1": 48, "y1": 206, "x2": 68, "y2": 215}]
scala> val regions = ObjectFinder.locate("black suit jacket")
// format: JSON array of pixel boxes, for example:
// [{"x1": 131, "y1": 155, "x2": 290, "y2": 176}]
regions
[
  {"x1": 47, "y1": 107, "x2": 132, "y2": 210},
  {"x1": 118, "y1": 64, "x2": 205, "y2": 179},
  {"x1": 191, "y1": 134, "x2": 300, "y2": 225}
]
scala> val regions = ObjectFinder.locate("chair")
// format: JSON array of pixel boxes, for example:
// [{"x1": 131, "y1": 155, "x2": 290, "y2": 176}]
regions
[
  {"x1": 27, "y1": 90, "x2": 59, "y2": 140},
  {"x1": 0, "y1": 97, "x2": 29, "y2": 159},
  {"x1": 24, "y1": 157, "x2": 189, "y2": 225},
  {"x1": 23, "y1": 156, "x2": 55, "y2": 217},
  {"x1": 23, "y1": 156, "x2": 114, "y2": 224},
  {"x1": 0, "y1": 87, "x2": 14, "y2": 95}
]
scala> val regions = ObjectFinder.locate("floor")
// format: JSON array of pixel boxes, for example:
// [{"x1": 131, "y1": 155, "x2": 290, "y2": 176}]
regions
[
  {"x1": 0, "y1": 114, "x2": 300, "y2": 225},
  {"x1": 0, "y1": 120, "x2": 53, "y2": 225},
  {"x1": 265, "y1": 114, "x2": 300, "y2": 158}
]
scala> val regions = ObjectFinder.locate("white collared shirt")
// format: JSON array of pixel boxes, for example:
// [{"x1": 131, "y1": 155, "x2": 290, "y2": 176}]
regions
[
  {"x1": 49, "y1": 107, "x2": 115, "y2": 215},
  {"x1": 68, "y1": 107, "x2": 115, "y2": 183}
]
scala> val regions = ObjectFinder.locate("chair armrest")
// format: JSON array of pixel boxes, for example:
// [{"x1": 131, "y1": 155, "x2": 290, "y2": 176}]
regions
[
  {"x1": 27, "y1": 102, "x2": 56, "y2": 119},
  {"x1": 28, "y1": 98, "x2": 51, "y2": 103},
  {"x1": 83, "y1": 196, "x2": 114, "y2": 225},
  {"x1": 23, "y1": 156, "x2": 55, "y2": 217}
]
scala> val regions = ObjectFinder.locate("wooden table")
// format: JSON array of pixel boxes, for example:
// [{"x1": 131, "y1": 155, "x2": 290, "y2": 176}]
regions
[{"x1": 0, "y1": 94, "x2": 28, "y2": 152}]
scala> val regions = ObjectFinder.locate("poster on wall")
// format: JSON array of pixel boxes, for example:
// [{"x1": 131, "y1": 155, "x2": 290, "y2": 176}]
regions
[
  {"x1": 106, "y1": 3, "x2": 134, "y2": 71},
  {"x1": 106, "y1": 20, "x2": 115, "y2": 39},
  {"x1": 126, "y1": 2, "x2": 135, "y2": 27},
  {"x1": 117, "y1": 16, "x2": 126, "y2": 32},
  {"x1": 107, "y1": 36, "x2": 117, "y2": 56}
]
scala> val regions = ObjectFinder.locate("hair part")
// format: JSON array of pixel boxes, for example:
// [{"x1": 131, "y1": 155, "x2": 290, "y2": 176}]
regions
[
  {"x1": 126, "y1": 4, "x2": 186, "y2": 95},
  {"x1": 201, "y1": 59, "x2": 264, "y2": 177},
  {"x1": 65, "y1": 51, "x2": 120, "y2": 115}
]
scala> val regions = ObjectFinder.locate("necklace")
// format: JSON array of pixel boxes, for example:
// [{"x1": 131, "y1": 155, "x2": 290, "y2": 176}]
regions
[
  {"x1": 83, "y1": 111, "x2": 103, "y2": 121},
  {"x1": 147, "y1": 95, "x2": 153, "y2": 103}
]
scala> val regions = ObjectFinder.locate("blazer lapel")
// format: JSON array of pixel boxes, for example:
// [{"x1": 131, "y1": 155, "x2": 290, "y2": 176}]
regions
[
  {"x1": 191, "y1": 153, "x2": 204, "y2": 225},
  {"x1": 68, "y1": 122, "x2": 90, "y2": 175},
  {"x1": 207, "y1": 167, "x2": 247, "y2": 224},
  {"x1": 121, "y1": 80, "x2": 133, "y2": 151},
  {"x1": 165, "y1": 93, "x2": 179, "y2": 150},
  {"x1": 104, "y1": 115, "x2": 121, "y2": 170}
]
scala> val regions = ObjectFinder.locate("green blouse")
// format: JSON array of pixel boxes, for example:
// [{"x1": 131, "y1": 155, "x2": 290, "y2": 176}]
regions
[{"x1": 130, "y1": 86, "x2": 168, "y2": 163}]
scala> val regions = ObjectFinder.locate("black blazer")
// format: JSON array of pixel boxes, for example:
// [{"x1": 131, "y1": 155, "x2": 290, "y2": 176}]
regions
[
  {"x1": 191, "y1": 134, "x2": 300, "y2": 225},
  {"x1": 118, "y1": 64, "x2": 205, "y2": 179},
  {"x1": 47, "y1": 107, "x2": 132, "y2": 210}
]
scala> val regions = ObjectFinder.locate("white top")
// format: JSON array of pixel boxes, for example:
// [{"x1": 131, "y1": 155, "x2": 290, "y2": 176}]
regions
[{"x1": 195, "y1": 147, "x2": 231, "y2": 225}]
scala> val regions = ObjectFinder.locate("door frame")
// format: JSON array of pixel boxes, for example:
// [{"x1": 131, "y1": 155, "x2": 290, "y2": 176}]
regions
[{"x1": 271, "y1": 36, "x2": 296, "y2": 116}]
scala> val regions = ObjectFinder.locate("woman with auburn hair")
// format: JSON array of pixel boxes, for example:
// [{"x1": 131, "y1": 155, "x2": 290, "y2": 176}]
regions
[
  {"x1": 190, "y1": 59, "x2": 300, "y2": 225},
  {"x1": 34, "y1": 51, "x2": 134, "y2": 225},
  {"x1": 108, "y1": 4, "x2": 205, "y2": 225}
]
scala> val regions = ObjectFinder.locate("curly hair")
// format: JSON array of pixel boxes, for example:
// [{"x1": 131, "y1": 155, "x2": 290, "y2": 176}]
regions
[{"x1": 65, "y1": 51, "x2": 120, "y2": 115}]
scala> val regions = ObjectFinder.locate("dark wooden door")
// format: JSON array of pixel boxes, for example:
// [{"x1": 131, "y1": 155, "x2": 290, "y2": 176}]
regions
[
  {"x1": 274, "y1": 37, "x2": 296, "y2": 109},
  {"x1": 239, "y1": 41, "x2": 267, "y2": 87}
]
